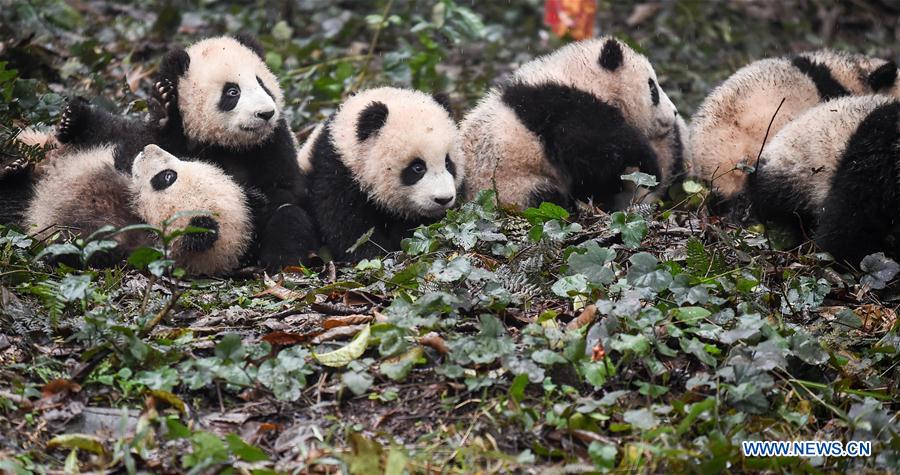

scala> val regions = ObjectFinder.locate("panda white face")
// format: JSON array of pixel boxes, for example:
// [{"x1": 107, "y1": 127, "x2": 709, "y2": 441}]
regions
[
  {"x1": 329, "y1": 88, "x2": 464, "y2": 220},
  {"x1": 400, "y1": 153, "x2": 458, "y2": 218},
  {"x1": 131, "y1": 144, "x2": 251, "y2": 274},
  {"x1": 176, "y1": 37, "x2": 284, "y2": 150}
]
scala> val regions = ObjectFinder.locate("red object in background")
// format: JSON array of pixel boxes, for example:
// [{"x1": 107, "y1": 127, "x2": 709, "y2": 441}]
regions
[{"x1": 544, "y1": 0, "x2": 597, "y2": 40}]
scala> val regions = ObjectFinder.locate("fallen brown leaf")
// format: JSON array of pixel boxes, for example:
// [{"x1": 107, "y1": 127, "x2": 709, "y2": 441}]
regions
[
  {"x1": 311, "y1": 324, "x2": 366, "y2": 344},
  {"x1": 262, "y1": 331, "x2": 319, "y2": 346},
  {"x1": 566, "y1": 304, "x2": 598, "y2": 330},
  {"x1": 419, "y1": 332, "x2": 449, "y2": 355},
  {"x1": 323, "y1": 314, "x2": 373, "y2": 329},
  {"x1": 255, "y1": 274, "x2": 305, "y2": 301},
  {"x1": 854, "y1": 304, "x2": 897, "y2": 333},
  {"x1": 41, "y1": 379, "x2": 81, "y2": 399}
]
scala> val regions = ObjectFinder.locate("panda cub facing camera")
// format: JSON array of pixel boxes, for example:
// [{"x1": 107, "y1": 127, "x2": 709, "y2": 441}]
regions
[
  {"x1": 26, "y1": 144, "x2": 252, "y2": 275},
  {"x1": 460, "y1": 37, "x2": 680, "y2": 211},
  {"x1": 301, "y1": 87, "x2": 464, "y2": 261},
  {"x1": 54, "y1": 34, "x2": 317, "y2": 271},
  {"x1": 749, "y1": 95, "x2": 900, "y2": 266}
]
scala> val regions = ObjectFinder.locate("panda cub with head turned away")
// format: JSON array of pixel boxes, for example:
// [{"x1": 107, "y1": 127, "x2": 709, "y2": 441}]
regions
[
  {"x1": 690, "y1": 50, "x2": 899, "y2": 216},
  {"x1": 26, "y1": 144, "x2": 251, "y2": 275},
  {"x1": 749, "y1": 95, "x2": 900, "y2": 266},
  {"x1": 54, "y1": 34, "x2": 317, "y2": 271},
  {"x1": 299, "y1": 87, "x2": 464, "y2": 261},
  {"x1": 460, "y1": 37, "x2": 682, "y2": 211}
]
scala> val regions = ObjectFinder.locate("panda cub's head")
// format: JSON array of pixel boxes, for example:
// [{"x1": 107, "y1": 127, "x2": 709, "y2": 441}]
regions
[
  {"x1": 514, "y1": 37, "x2": 679, "y2": 139},
  {"x1": 330, "y1": 87, "x2": 463, "y2": 219},
  {"x1": 162, "y1": 35, "x2": 283, "y2": 149},
  {"x1": 130, "y1": 145, "x2": 251, "y2": 274}
]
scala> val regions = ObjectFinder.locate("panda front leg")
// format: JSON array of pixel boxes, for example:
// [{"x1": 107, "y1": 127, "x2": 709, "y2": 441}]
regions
[
  {"x1": 257, "y1": 204, "x2": 320, "y2": 272},
  {"x1": 550, "y1": 119, "x2": 661, "y2": 209},
  {"x1": 57, "y1": 98, "x2": 119, "y2": 145},
  {"x1": 814, "y1": 170, "x2": 896, "y2": 268}
]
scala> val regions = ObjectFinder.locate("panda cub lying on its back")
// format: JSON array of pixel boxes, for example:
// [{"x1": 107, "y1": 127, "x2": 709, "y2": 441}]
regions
[
  {"x1": 299, "y1": 87, "x2": 464, "y2": 261},
  {"x1": 54, "y1": 34, "x2": 317, "y2": 271},
  {"x1": 461, "y1": 37, "x2": 680, "y2": 210},
  {"x1": 749, "y1": 95, "x2": 900, "y2": 265},
  {"x1": 26, "y1": 144, "x2": 251, "y2": 275}
]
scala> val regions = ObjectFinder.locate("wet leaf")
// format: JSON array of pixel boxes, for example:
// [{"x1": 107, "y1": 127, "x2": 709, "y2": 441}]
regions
[
  {"x1": 47, "y1": 434, "x2": 106, "y2": 455},
  {"x1": 314, "y1": 324, "x2": 370, "y2": 367}
]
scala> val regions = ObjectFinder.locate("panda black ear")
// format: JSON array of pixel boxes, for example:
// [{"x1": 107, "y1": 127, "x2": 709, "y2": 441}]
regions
[
  {"x1": 233, "y1": 33, "x2": 266, "y2": 60},
  {"x1": 432, "y1": 92, "x2": 453, "y2": 116},
  {"x1": 356, "y1": 101, "x2": 389, "y2": 142},
  {"x1": 160, "y1": 48, "x2": 190, "y2": 79},
  {"x1": 868, "y1": 61, "x2": 898, "y2": 92},
  {"x1": 598, "y1": 38, "x2": 623, "y2": 71}
]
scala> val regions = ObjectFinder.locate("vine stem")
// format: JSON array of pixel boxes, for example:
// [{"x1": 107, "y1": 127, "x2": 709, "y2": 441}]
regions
[{"x1": 350, "y1": 0, "x2": 395, "y2": 93}]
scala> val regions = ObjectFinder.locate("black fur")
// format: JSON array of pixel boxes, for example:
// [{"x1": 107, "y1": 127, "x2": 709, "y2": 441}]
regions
[
  {"x1": 867, "y1": 61, "x2": 898, "y2": 92},
  {"x1": 649, "y1": 78, "x2": 659, "y2": 106},
  {"x1": 669, "y1": 120, "x2": 686, "y2": 178},
  {"x1": 791, "y1": 56, "x2": 849, "y2": 101},
  {"x1": 400, "y1": 159, "x2": 426, "y2": 186},
  {"x1": 0, "y1": 172, "x2": 34, "y2": 225},
  {"x1": 218, "y1": 83, "x2": 241, "y2": 112},
  {"x1": 500, "y1": 82, "x2": 661, "y2": 209},
  {"x1": 54, "y1": 35, "x2": 315, "y2": 272},
  {"x1": 356, "y1": 101, "x2": 389, "y2": 142},
  {"x1": 257, "y1": 76, "x2": 275, "y2": 101},
  {"x1": 445, "y1": 154, "x2": 456, "y2": 178},
  {"x1": 432, "y1": 92, "x2": 453, "y2": 115},
  {"x1": 306, "y1": 124, "x2": 432, "y2": 261},
  {"x1": 151, "y1": 169, "x2": 177, "y2": 191},
  {"x1": 233, "y1": 33, "x2": 266, "y2": 60},
  {"x1": 750, "y1": 102, "x2": 900, "y2": 265},
  {"x1": 813, "y1": 102, "x2": 900, "y2": 265},
  {"x1": 598, "y1": 39, "x2": 623, "y2": 71},
  {"x1": 181, "y1": 216, "x2": 219, "y2": 252}
]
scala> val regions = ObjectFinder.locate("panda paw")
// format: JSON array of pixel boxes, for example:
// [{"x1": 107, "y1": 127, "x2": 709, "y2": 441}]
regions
[
  {"x1": 0, "y1": 157, "x2": 31, "y2": 181},
  {"x1": 56, "y1": 98, "x2": 90, "y2": 144},
  {"x1": 153, "y1": 78, "x2": 178, "y2": 126}
]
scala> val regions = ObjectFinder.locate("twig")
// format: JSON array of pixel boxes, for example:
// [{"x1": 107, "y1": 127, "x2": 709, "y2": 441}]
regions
[
  {"x1": 753, "y1": 97, "x2": 786, "y2": 172},
  {"x1": 349, "y1": 0, "x2": 395, "y2": 93}
]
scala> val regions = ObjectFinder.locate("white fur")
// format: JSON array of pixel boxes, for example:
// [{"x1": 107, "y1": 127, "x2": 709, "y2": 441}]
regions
[
  {"x1": 178, "y1": 36, "x2": 284, "y2": 149},
  {"x1": 461, "y1": 37, "x2": 676, "y2": 208},
  {"x1": 757, "y1": 95, "x2": 896, "y2": 211},
  {"x1": 690, "y1": 50, "x2": 898, "y2": 199},
  {"x1": 131, "y1": 145, "x2": 252, "y2": 275},
  {"x1": 297, "y1": 123, "x2": 323, "y2": 173},
  {"x1": 328, "y1": 87, "x2": 463, "y2": 219}
]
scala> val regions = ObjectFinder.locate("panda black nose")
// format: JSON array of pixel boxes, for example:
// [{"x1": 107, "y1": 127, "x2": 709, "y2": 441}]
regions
[
  {"x1": 434, "y1": 196, "x2": 453, "y2": 206},
  {"x1": 256, "y1": 110, "x2": 275, "y2": 121}
]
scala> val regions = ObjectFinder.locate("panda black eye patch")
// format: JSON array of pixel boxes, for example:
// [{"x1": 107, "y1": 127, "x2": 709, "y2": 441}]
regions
[
  {"x1": 401, "y1": 158, "x2": 427, "y2": 186},
  {"x1": 648, "y1": 78, "x2": 659, "y2": 106},
  {"x1": 256, "y1": 76, "x2": 275, "y2": 101},
  {"x1": 218, "y1": 82, "x2": 241, "y2": 111},
  {"x1": 445, "y1": 154, "x2": 456, "y2": 177},
  {"x1": 151, "y1": 169, "x2": 178, "y2": 191}
]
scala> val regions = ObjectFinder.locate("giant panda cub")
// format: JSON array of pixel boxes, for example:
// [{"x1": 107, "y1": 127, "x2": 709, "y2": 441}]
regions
[
  {"x1": 460, "y1": 37, "x2": 679, "y2": 210},
  {"x1": 748, "y1": 95, "x2": 900, "y2": 265},
  {"x1": 302, "y1": 87, "x2": 463, "y2": 261},
  {"x1": 690, "y1": 50, "x2": 899, "y2": 214},
  {"x1": 26, "y1": 144, "x2": 251, "y2": 275},
  {"x1": 53, "y1": 34, "x2": 317, "y2": 270}
]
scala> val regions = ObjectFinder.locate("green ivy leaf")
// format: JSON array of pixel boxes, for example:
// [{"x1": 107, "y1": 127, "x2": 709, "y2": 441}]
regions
[
  {"x1": 610, "y1": 211, "x2": 648, "y2": 249},
  {"x1": 567, "y1": 240, "x2": 616, "y2": 284}
]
